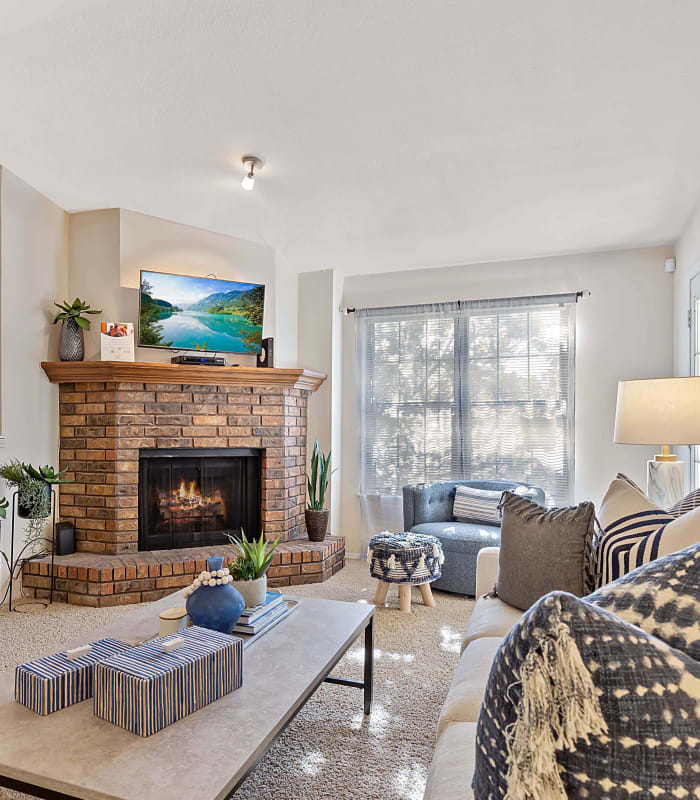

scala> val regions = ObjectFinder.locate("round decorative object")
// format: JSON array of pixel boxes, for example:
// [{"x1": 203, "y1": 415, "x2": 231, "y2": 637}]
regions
[
  {"x1": 185, "y1": 556, "x2": 244, "y2": 634},
  {"x1": 158, "y1": 607, "x2": 189, "y2": 637},
  {"x1": 305, "y1": 508, "x2": 329, "y2": 542},
  {"x1": 368, "y1": 532, "x2": 444, "y2": 584},
  {"x1": 231, "y1": 574, "x2": 267, "y2": 609},
  {"x1": 59, "y1": 318, "x2": 85, "y2": 361}
]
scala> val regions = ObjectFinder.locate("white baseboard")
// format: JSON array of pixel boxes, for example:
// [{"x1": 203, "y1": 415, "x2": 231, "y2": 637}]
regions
[{"x1": 344, "y1": 552, "x2": 362, "y2": 560}]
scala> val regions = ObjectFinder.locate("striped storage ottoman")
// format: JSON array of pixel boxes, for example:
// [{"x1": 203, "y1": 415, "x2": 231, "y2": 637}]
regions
[
  {"x1": 368, "y1": 532, "x2": 444, "y2": 613},
  {"x1": 15, "y1": 638, "x2": 130, "y2": 716},
  {"x1": 93, "y1": 626, "x2": 243, "y2": 737}
]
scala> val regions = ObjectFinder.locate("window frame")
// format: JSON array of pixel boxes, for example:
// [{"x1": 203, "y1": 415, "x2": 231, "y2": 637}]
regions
[{"x1": 357, "y1": 294, "x2": 576, "y2": 506}]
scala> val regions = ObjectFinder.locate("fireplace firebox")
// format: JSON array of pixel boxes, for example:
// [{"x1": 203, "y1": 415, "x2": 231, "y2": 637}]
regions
[{"x1": 138, "y1": 448, "x2": 262, "y2": 551}]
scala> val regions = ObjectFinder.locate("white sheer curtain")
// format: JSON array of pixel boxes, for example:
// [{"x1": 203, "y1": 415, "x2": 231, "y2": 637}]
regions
[{"x1": 356, "y1": 294, "x2": 577, "y2": 554}]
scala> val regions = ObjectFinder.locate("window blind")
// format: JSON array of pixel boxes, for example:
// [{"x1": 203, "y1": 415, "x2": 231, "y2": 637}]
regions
[{"x1": 356, "y1": 294, "x2": 576, "y2": 506}]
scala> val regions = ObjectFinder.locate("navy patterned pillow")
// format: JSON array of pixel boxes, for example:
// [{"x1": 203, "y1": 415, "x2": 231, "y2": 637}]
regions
[
  {"x1": 586, "y1": 543, "x2": 700, "y2": 660},
  {"x1": 473, "y1": 544, "x2": 700, "y2": 799}
]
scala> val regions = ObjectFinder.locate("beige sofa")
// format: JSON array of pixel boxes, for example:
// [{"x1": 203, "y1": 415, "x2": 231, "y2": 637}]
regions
[{"x1": 423, "y1": 546, "x2": 522, "y2": 800}]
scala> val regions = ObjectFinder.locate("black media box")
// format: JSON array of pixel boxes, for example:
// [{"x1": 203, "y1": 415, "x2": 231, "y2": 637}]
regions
[{"x1": 171, "y1": 355, "x2": 226, "y2": 366}]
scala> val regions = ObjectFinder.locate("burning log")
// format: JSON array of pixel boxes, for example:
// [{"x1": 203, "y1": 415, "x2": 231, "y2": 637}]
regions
[{"x1": 158, "y1": 478, "x2": 226, "y2": 522}]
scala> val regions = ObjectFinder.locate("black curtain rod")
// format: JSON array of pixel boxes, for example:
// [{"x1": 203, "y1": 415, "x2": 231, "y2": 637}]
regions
[{"x1": 343, "y1": 289, "x2": 589, "y2": 314}]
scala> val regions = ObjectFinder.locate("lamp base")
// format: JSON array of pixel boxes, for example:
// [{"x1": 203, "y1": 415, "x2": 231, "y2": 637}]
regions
[{"x1": 647, "y1": 459, "x2": 685, "y2": 508}]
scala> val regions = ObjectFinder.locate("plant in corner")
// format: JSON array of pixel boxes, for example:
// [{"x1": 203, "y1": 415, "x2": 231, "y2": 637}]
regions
[
  {"x1": 0, "y1": 461, "x2": 72, "y2": 526},
  {"x1": 306, "y1": 440, "x2": 333, "y2": 542},
  {"x1": 53, "y1": 297, "x2": 102, "y2": 361},
  {"x1": 226, "y1": 529, "x2": 280, "y2": 608},
  {"x1": 0, "y1": 461, "x2": 73, "y2": 597}
]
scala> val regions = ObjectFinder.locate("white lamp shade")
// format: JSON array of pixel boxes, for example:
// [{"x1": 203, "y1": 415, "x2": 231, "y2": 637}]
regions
[{"x1": 614, "y1": 377, "x2": 700, "y2": 445}]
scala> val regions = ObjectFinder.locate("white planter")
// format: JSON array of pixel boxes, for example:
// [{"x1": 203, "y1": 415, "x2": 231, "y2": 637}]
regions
[{"x1": 231, "y1": 575, "x2": 267, "y2": 609}]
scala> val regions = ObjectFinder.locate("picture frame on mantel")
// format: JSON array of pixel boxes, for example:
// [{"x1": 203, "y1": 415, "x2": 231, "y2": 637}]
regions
[{"x1": 100, "y1": 322, "x2": 135, "y2": 362}]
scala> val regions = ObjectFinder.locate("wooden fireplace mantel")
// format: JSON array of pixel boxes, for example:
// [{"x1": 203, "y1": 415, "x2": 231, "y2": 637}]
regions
[{"x1": 40, "y1": 361, "x2": 327, "y2": 391}]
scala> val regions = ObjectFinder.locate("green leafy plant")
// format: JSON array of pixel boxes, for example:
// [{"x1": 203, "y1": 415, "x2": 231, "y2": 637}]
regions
[
  {"x1": 0, "y1": 460, "x2": 25, "y2": 485},
  {"x1": 226, "y1": 529, "x2": 280, "y2": 581},
  {"x1": 0, "y1": 460, "x2": 73, "y2": 532},
  {"x1": 0, "y1": 462, "x2": 55, "y2": 605},
  {"x1": 22, "y1": 464, "x2": 73, "y2": 485},
  {"x1": 0, "y1": 459, "x2": 56, "y2": 554},
  {"x1": 52, "y1": 297, "x2": 102, "y2": 331},
  {"x1": 306, "y1": 440, "x2": 333, "y2": 511}
]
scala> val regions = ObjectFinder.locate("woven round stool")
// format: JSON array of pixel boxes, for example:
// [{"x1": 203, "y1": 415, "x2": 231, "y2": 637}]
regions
[{"x1": 368, "y1": 532, "x2": 444, "y2": 613}]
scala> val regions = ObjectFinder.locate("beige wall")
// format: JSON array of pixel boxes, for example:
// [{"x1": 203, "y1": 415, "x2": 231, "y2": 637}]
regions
[
  {"x1": 297, "y1": 269, "x2": 343, "y2": 530},
  {"x1": 69, "y1": 209, "x2": 276, "y2": 365},
  {"x1": 0, "y1": 167, "x2": 69, "y2": 594},
  {"x1": 339, "y1": 245, "x2": 674, "y2": 555},
  {"x1": 274, "y1": 252, "x2": 300, "y2": 369}
]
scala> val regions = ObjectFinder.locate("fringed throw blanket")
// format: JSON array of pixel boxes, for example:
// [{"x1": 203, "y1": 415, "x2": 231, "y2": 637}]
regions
[{"x1": 472, "y1": 543, "x2": 700, "y2": 799}]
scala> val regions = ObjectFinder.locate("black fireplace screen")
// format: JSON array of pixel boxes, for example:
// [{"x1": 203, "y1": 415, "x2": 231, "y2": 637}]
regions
[{"x1": 138, "y1": 448, "x2": 261, "y2": 551}]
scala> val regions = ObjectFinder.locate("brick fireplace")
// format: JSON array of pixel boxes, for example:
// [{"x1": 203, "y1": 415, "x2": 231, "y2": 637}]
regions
[{"x1": 22, "y1": 362, "x2": 345, "y2": 606}]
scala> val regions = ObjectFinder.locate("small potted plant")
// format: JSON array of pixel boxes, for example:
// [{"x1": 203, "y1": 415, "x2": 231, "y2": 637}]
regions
[
  {"x1": 0, "y1": 461, "x2": 72, "y2": 538},
  {"x1": 305, "y1": 440, "x2": 333, "y2": 542},
  {"x1": 226, "y1": 529, "x2": 280, "y2": 608},
  {"x1": 53, "y1": 297, "x2": 102, "y2": 361}
]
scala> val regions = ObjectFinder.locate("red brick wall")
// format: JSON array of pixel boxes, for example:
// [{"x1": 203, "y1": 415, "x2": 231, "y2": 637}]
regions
[{"x1": 58, "y1": 381, "x2": 308, "y2": 554}]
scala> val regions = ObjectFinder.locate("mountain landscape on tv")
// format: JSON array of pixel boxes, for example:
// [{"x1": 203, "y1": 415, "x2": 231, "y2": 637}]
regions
[{"x1": 139, "y1": 272, "x2": 265, "y2": 354}]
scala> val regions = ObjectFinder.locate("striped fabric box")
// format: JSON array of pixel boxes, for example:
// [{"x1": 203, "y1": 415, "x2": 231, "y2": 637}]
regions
[
  {"x1": 93, "y1": 626, "x2": 243, "y2": 737},
  {"x1": 15, "y1": 638, "x2": 131, "y2": 716}
]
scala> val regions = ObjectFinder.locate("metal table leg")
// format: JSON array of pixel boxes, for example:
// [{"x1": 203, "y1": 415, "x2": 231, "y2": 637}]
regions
[
  {"x1": 324, "y1": 612, "x2": 375, "y2": 715},
  {"x1": 363, "y1": 613, "x2": 374, "y2": 715}
]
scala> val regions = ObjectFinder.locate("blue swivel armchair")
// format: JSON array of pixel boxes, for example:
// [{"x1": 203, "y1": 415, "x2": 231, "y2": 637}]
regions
[{"x1": 402, "y1": 480, "x2": 546, "y2": 596}]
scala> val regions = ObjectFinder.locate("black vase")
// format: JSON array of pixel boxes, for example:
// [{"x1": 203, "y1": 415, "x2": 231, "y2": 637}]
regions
[{"x1": 59, "y1": 318, "x2": 84, "y2": 361}]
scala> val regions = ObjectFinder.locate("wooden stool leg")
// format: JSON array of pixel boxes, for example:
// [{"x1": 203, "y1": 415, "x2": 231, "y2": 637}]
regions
[
  {"x1": 418, "y1": 582, "x2": 436, "y2": 608},
  {"x1": 399, "y1": 584, "x2": 411, "y2": 614},
  {"x1": 373, "y1": 581, "x2": 390, "y2": 606}
]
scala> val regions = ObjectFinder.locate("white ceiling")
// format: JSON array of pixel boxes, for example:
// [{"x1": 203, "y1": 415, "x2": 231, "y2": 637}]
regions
[{"x1": 1, "y1": 0, "x2": 700, "y2": 274}]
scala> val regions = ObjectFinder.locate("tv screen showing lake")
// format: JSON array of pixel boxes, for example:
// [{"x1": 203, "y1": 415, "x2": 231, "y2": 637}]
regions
[{"x1": 139, "y1": 271, "x2": 265, "y2": 354}]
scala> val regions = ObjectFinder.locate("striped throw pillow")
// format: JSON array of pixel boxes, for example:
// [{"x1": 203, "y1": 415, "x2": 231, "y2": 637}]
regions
[
  {"x1": 597, "y1": 478, "x2": 685, "y2": 586},
  {"x1": 615, "y1": 472, "x2": 645, "y2": 494},
  {"x1": 453, "y1": 485, "x2": 502, "y2": 525},
  {"x1": 667, "y1": 487, "x2": 700, "y2": 517}
]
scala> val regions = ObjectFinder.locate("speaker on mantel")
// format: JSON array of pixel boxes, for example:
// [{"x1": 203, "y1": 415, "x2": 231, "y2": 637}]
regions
[{"x1": 256, "y1": 337, "x2": 274, "y2": 368}]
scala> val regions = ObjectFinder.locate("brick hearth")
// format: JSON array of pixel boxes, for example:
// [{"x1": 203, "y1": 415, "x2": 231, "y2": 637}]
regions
[
  {"x1": 23, "y1": 537, "x2": 345, "y2": 607},
  {"x1": 24, "y1": 364, "x2": 343, "y2": 605}
]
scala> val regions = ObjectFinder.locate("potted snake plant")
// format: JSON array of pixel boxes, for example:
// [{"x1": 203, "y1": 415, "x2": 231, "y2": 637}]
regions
[
  {"x1": 226, "y1": 529, "x2": 280, "y2": 608},
  {"x1": 305, "y1": 440, "x2": 333, "y2": 542}
]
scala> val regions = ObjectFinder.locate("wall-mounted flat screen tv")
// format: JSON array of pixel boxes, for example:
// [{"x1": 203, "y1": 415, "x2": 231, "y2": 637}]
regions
[{"x1": 139, "y1": 270, "x2": 265, "y2": 354}]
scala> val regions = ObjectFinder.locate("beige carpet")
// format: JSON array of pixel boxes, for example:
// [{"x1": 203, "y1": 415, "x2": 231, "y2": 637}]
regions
[{"x1": 0, "y1": 559, "x2": 474, "y2": 800}]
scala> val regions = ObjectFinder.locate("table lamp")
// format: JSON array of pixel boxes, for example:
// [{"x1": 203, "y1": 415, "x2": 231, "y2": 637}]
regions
[{"x1": 614, "y1": 377, "x2": 700, "y2": 507}]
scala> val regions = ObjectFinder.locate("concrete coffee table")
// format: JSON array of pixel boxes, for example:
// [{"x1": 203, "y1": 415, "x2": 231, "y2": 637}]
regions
[{"x1": 0, "y1": 592, "x2": 374, "y2": 800}]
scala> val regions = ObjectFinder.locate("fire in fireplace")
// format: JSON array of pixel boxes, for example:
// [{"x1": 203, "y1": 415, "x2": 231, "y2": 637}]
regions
[
  {"x1": 138, "y1": 448, "x2": 261, "y2": 551},
  {"x1": 161, "y1": 477, "x2": 226, "y2": 526}
]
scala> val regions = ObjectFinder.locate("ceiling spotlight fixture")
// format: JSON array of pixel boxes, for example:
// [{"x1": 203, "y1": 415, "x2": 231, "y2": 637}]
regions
[{"x1": 241, "y1": 155, "x2": 263, "y2": 191}]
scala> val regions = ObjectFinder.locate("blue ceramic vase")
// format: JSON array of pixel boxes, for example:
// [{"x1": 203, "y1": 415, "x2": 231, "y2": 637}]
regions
[{"x1": 185, "y1": 556, "x2": 245, "y2": 635}]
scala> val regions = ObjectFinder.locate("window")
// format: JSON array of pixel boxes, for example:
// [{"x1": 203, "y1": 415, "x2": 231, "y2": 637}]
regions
[{"x1": 357, "y1": 294, "x2": 576, "y2": 506}]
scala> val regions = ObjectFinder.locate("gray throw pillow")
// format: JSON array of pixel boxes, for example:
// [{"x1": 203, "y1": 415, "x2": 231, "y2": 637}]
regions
[{"x1": 495, "y1": 492, "x2": 596, "y2": 611}]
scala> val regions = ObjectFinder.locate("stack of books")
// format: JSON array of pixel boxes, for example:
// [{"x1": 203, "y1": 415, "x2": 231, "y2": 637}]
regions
[{"x1": 233, "y1": 592, "x2": 289, "y2": 636}]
